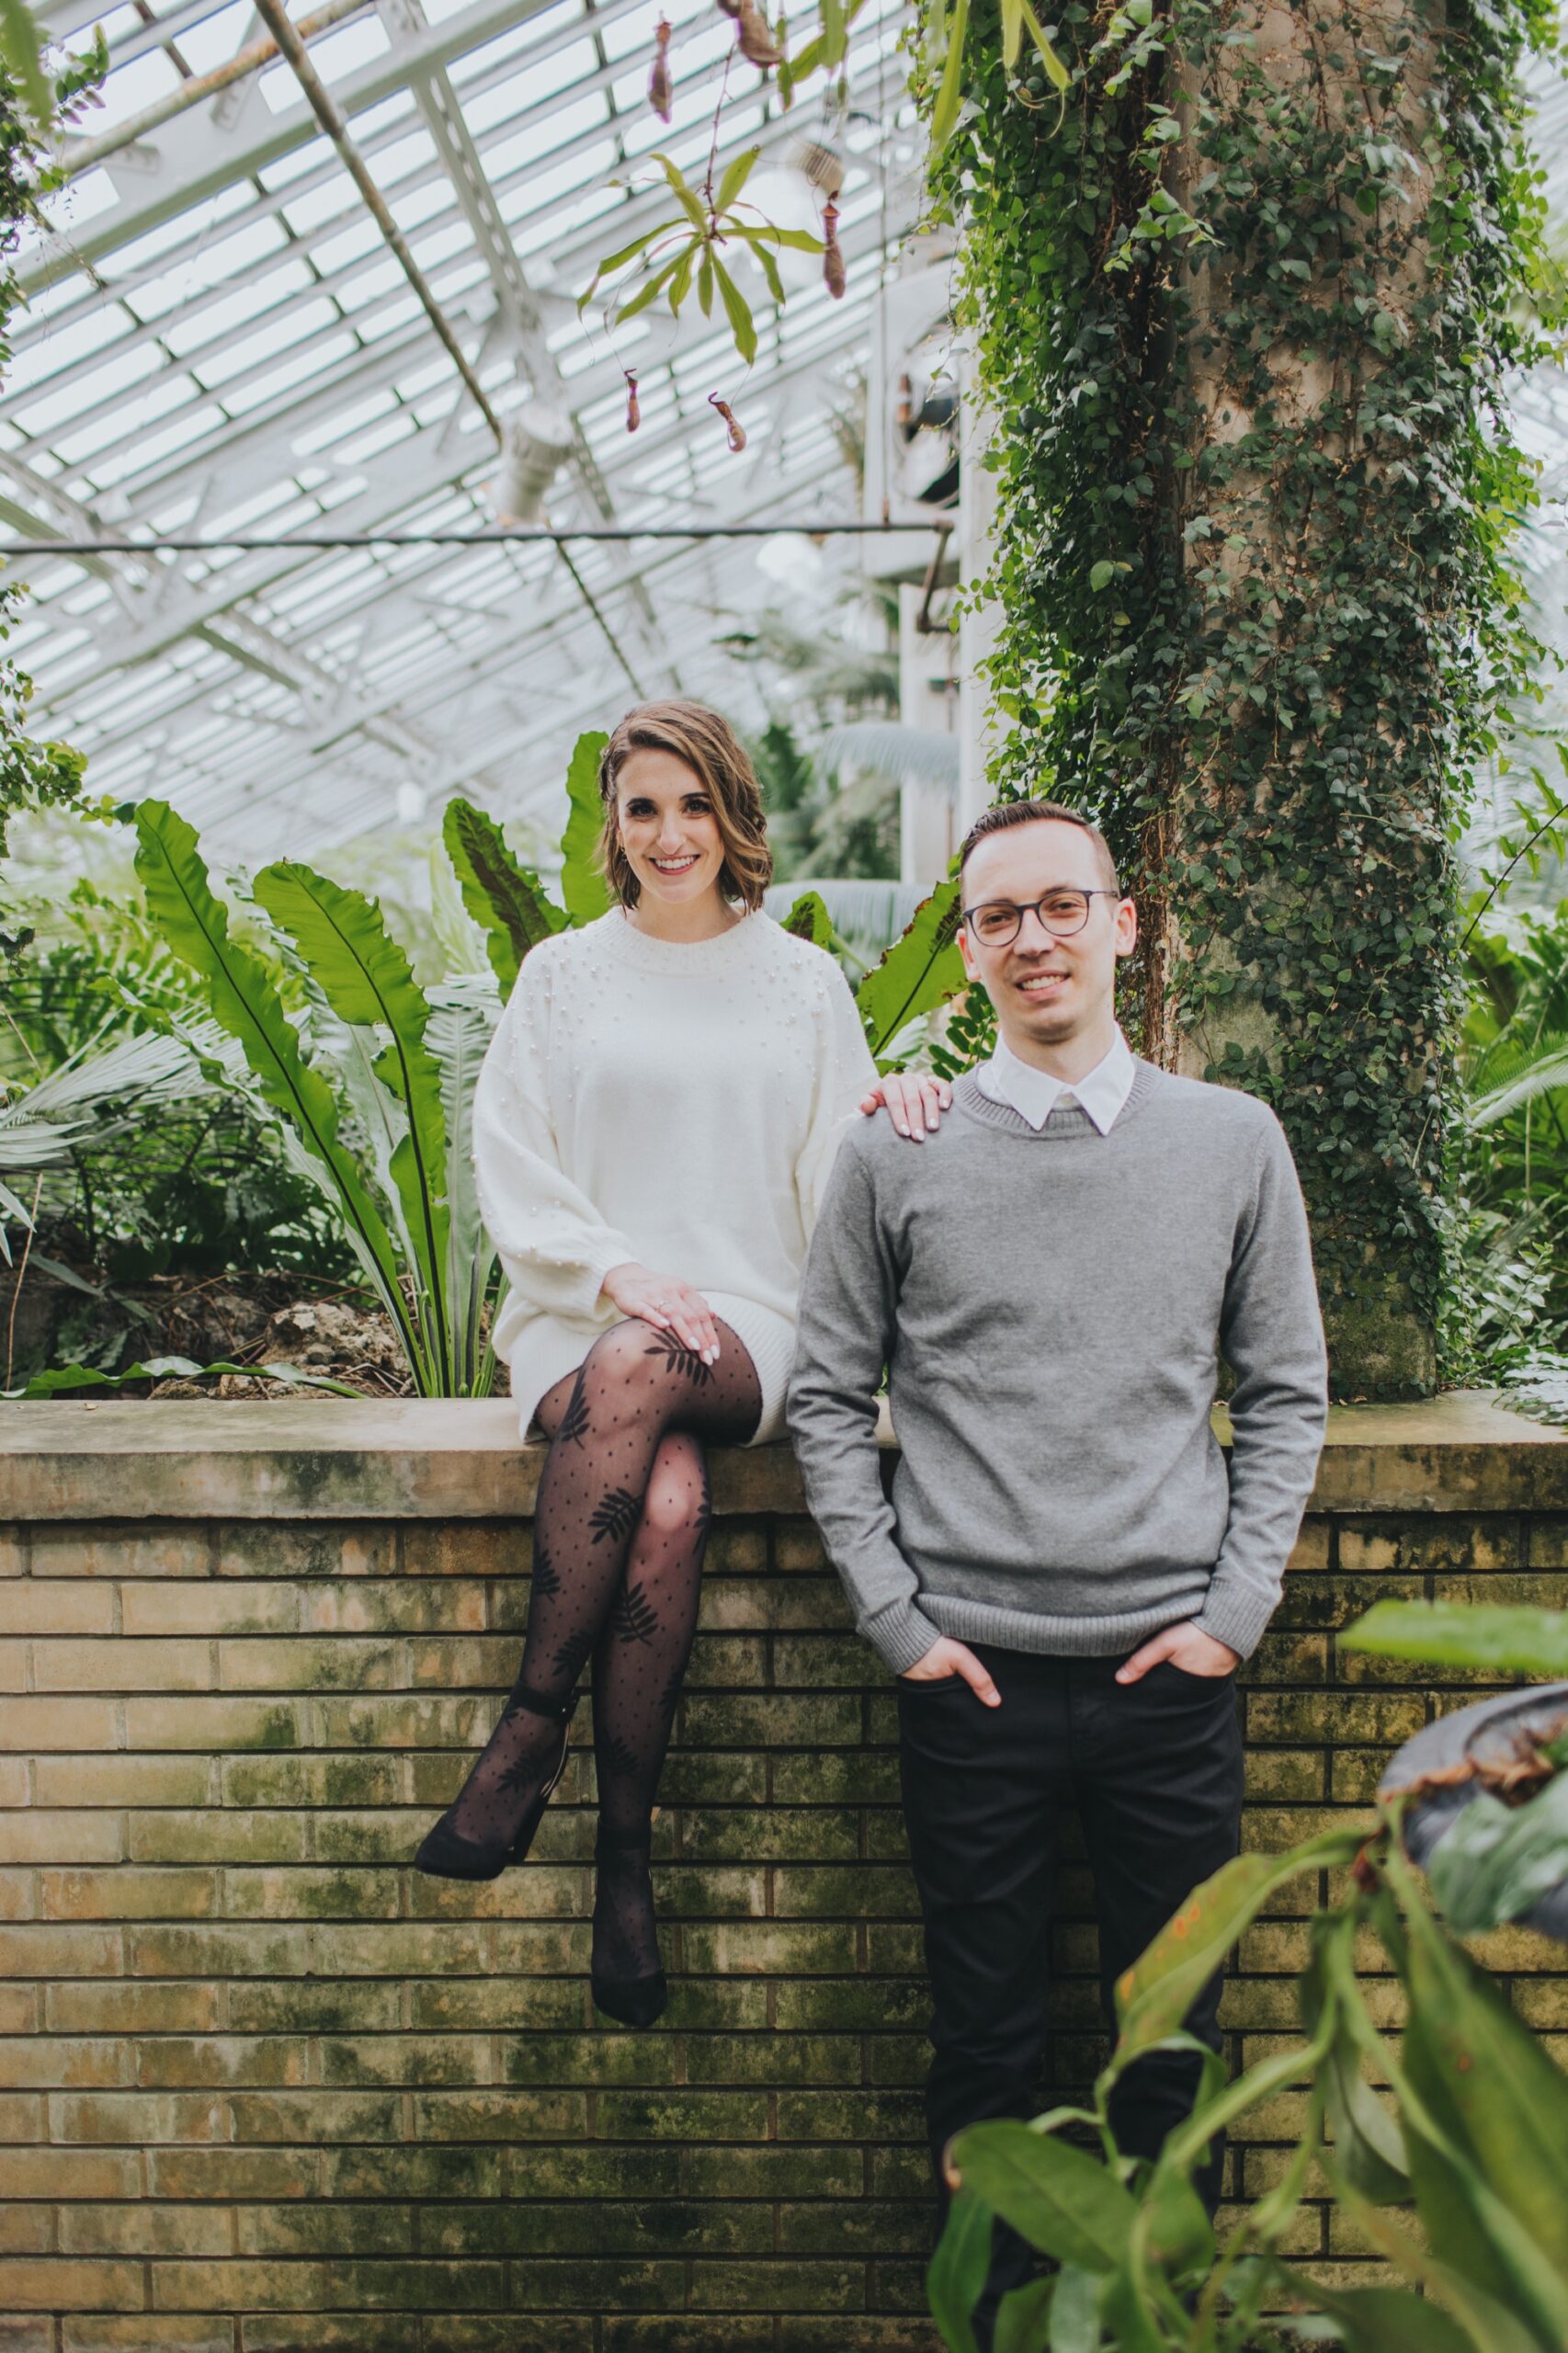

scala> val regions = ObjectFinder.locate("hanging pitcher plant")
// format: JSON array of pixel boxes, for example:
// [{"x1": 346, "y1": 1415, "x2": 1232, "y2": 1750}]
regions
[{"x1": 583, "y1": 0, "x2": 1072, "y2": 374}]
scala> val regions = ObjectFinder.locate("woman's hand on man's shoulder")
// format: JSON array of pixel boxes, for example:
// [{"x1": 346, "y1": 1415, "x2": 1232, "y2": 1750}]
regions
[{"x1": 860, "y1": 1072, "x2": 953, "y2": 1142}]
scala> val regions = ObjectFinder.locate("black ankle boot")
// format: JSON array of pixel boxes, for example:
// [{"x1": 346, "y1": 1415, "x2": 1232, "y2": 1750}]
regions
[
  {"x1": 414, "y1": 1684, "x2": 577, "y2": 1881},
  {"x1": 590, "y1": 1822, "x2": 668, "y2": 2029}
]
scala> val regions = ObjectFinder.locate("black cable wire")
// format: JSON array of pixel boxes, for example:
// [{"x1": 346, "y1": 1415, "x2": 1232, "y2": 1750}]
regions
[{"x1": 0, "y1": 521, "x2": 955, "y2": 556}]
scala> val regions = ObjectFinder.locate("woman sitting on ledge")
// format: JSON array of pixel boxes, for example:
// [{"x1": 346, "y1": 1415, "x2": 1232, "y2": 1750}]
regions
[{"x1": 415, "y1": 699, "x2": 943, "y2": 2027}]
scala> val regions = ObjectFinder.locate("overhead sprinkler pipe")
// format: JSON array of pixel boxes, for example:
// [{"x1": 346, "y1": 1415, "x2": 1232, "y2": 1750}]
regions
[
  {"x1": 250, "y1": 0, "x2": 506, "y2": 445},
  {"x1": 60, "y1": 0, "x2": 373, "y2": 179}
]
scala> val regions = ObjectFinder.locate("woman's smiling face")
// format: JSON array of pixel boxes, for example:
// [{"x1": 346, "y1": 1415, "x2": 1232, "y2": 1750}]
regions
[{"x1": 613, "y1": 747, "x2": 727, "y2": 910}]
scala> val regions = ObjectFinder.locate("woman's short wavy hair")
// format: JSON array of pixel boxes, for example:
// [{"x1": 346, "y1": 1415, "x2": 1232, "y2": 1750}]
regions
[{"x1": 597, "y1": 700, "x2": 773, "y2": 913}]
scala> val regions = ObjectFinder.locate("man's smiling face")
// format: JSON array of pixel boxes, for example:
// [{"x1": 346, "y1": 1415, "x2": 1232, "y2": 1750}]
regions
[{"x1": 958, "y1": 818, "x2": 1137, "y2": 1059}]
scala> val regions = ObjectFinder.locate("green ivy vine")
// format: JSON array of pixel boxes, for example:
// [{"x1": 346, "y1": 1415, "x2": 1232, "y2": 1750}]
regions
[{"x1": 927, "y1": 0, "x2": 1557, "y2": 1392}]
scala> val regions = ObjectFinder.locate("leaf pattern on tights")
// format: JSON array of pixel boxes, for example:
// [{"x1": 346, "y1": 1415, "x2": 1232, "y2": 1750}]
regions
[
  {"x1": 611, "y1": 1582, "x2": 661, "y2": 1646},
  {"x1": 589, "y1": 1486, "x2": 642, "y2": 1547}
]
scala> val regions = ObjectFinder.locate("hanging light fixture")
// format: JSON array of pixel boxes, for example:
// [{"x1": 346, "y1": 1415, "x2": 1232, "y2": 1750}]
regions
[{"x1": 491, "y1": 404, "x2": 575, "y2": 526}]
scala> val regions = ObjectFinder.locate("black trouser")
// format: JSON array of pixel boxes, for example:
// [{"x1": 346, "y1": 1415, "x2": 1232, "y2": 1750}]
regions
[{"x1": 897, "y1": 1643, "x2": 1244, "y2": 2323}]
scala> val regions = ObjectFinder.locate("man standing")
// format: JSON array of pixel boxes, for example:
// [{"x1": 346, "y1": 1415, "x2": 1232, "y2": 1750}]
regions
[{"x1": 787, "y1": 800, "x2": 1327, "y2": 2338}]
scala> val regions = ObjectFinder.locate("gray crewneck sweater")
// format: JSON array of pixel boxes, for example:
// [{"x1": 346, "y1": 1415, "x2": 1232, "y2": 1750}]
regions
[{"x1": 787, "y1": 1063, "x2": 1327, "y2": 1672}]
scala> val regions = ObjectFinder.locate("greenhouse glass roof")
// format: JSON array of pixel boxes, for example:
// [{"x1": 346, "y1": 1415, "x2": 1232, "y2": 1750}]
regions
[
  {"x1": 7, "y1": 0, "x2": 925, "y2": 854},
  {"x1": 6, "y1": 11, "x2": 1566, "y2": 861}
]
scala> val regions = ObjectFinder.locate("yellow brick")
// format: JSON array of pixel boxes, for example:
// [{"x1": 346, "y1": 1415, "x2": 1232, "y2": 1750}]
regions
[
  {"x1": 0, "y1": 2204, "x2": 51, "y2": 2252},
  {"x1": 0, "y1": 1870, "x2": 32, "y2": 1922},
  {"x1": 1286, "y1": 1517, "x2": 1331, "y2": 1570},
  {"x1": 0, "y1": 1925, "x2": 123, "y2": 1978},
  {"x1": 0, "y1": 1527, "x2": 23, "y2": 1577},
  {"x1": 0, "y1": 2257, "x2": 145, "y2": 2309},
  {"x1": 30, "y1": 1640, "x2": 211, "y2": 1694},
  {"x1": 217, "y1": 1524, "x2": 396, "y2": 1580},
  {"x1": 0, "y1": 1584, "x2": 115, "y2": 1635},
  {"x1": 0, "y1": 2091, "x2": 44, "y2": 2136},
  {"x1": 54, "y1": 2091, "x2": 227, "y2": 2145},
  {"x1": 48, "y1": 1983, "x2": 219, "y2": 2035},
  {"x1": 0, "y1": 1759, "x2": 28, "y2": 1807},
  {"x1": 123, "y1": 1698, "x2": 301, "y2": 1752},
  {"x1": 0, "y1": 1813, "x2": 122, "y2": 1867},
  {"x1": 217, "y1": 1638, "x2": 400, "y2": 1693},
  {"x1": 0, "y1": 1987, "x2": 38, "y2": 2033},
  {"x1": 0, "y1": 1699, "x2": 116, "y2": 1752},
  {"x1": 62, "y1": 2320, "x2": 234, "y2": 2352},
  {"x1": 34, "y1": 1757, "x2": 211, "y2": 1810},
  {"x1": 119, "y1": 1584, "x2": 296, "y2": 1638},
  {"x1": 0, "y1": 2036, "x2": 126, "y2": 2088},
  {"x1": 28, "y1": 1528, "x2": 209, "y2": 1581},
  {"x1": 41, "y1": 1869, "x2": 216, "y2": 1923},
  {"x1": 59, "y1": 2205, "x2": 232, "y2": 2257},
  {"x1": 0, "y1": 2147, "x2": 140, "y2": 2199}
]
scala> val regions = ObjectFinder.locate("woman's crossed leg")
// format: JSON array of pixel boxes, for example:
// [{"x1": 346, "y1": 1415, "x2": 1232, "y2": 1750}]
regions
[{"x1": 437, "y1": 1316, "x2": 759, "y2": 1999}]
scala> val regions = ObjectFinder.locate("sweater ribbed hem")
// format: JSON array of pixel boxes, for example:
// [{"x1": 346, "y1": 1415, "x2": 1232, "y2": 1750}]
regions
[
  {"x1": 861, "y1": 1597, "x2": 946, "y2": 1675},
  {"x1": 1192, "y1": 1581, "x2": 1278, "y2": 1664},
  {"x1": 916, "y1": 1585, "x2": 1218, "y2": 1661}
]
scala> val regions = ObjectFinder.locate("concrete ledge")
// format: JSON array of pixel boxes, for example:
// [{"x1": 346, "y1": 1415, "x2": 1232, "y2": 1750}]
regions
[{"x1": 0, "y1": 1390, "x2": 1562, "y2": 1520}]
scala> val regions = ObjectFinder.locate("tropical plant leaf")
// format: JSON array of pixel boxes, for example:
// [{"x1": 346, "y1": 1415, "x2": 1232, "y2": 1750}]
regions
[
  {"x1": 712, "y1": 254, "x2": 757, "y2": 364},
  {"x1": 1112, "y1": 1824, "x2": 1364, "y2": 2064},
  {"x1": 1303, "y1": 1920, "x2": 1410, "y2": 2203},
  {"x1": 926, "y1": 2183, "x2": 989, "y2": 2353},
  {"x1": 559, "y1": 730, "x2": 613, "y2": 924},
  {"x1": 252, "y1": 863, "x2": 452, "y2": 1394},
  {"x1": 781, "y1": 890, "x2": 836, "y2": 949},
  {"x1": 930, "y1": 0, "x2": 971, "y2": 149},
  {"x1": 132, "y1": 801, "x2": 414, "y2": 1364},
  {"x1": 716, "y1": 143, "x2": 761, "y2": 211},
  {"x1": 0, "y1": 0, "x2": 52, "y2": 125},
  {"x1": 616, "y1": 249, "x2": 687, "y2": 325},
  {"x1": 786, "y1": 0, "x2": 870, "y2": 81},
  {"x1": 650, "y1": 151, "x2": 707, "y2": 230},
  {"x1": 427, "y1": 978, "x2": 503, "y2": 1398},
  {"x1": 989, "y1": 2275, "x2": 1055, "y2": 2353},
  {"x1": 1343, "y1": 1598, "x2": 1568, "y2": 1677},
  {"x1": 1040, "y1": 2267, "x2": 1097, "y2": 2353},
  {"x1": 1467, "y1": 1028, "x2": 1568, "y2": 1127},
  {"x1": 1382, "y1": 1850, "x2": 1568, "y2": 2330},
  {"x1": 946, "y1": 2120, "x2": 1136, "y2": 2274},
  {"x1": 855, "y1": 876, "x2": 966, "y2": 1062},
  {"x1": 1427, "y1": 1772, "x2": 1568, "y2": 1934},
  {"x1": 442, "y1": 799, "x2": 564, "y2": 996},
  {"x1": 1293, "y1": 2282, "x2": 1478, "y2": 2353}
]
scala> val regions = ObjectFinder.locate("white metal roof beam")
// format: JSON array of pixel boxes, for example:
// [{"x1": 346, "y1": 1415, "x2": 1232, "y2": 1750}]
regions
[{"x1": 26, "y1": 0, "x2": 572, "y2": 292}]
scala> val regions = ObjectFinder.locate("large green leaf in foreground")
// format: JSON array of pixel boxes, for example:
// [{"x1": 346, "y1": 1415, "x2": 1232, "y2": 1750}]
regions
[
  {"x1": 1344, "y1": 1600, "x2": 1568, "y2": 1677},
  {"x1": 133, "y1": 802, "x2": 410, "y2": 1352}
]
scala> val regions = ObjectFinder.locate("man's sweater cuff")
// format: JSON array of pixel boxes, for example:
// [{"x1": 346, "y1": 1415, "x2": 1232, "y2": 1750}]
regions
[
  {"x1": 861, "y1": 1597, "x2": 944, "y2": 1677},
  {"x1": 1193, "y1": 1580, "x2": 1278, "y2": 1664}
]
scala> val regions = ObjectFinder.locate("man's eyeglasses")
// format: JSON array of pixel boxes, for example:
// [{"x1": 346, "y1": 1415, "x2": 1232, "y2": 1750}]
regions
[{"x1": 960, "y1": 889, "x2": 1123, "y2": 949}]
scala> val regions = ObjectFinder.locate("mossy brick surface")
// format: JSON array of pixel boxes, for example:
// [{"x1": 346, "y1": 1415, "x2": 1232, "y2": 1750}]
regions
[{"x1": 0, "y1": 1396, "x2": 1563, "y2": 2334}]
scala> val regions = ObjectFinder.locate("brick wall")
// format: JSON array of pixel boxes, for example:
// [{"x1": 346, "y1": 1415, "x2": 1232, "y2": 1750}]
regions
[{"x1": 0, "y1": 1397, "x2": 1565, "y2": 2352}]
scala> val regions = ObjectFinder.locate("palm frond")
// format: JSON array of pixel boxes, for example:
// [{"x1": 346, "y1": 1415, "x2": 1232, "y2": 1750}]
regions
[
  {"x1": 817, "y1": 722, "x2": 960, "y2": 791},
  {"x1": 1467, "y1": 1029, "x2": 1568, "y2": 1128}
]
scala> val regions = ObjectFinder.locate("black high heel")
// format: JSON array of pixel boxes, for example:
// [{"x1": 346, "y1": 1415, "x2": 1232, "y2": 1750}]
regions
[
  {"x1": 413, "y1": 1683, "x2": 577, "y2": 1882},
  {"x1": 590, "y1": 1821, "x2": 668, "y2": 2029}
]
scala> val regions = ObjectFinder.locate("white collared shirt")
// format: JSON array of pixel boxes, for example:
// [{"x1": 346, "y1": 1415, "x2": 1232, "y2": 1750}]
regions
[{"x1": 975, "y1": 1026, "x2": 1136, "y2": 1135}]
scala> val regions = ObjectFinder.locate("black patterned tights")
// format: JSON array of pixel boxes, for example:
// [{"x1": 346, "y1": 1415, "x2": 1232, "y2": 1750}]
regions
[{"x1": 446, "y1": 1317, "x2": 761, "y2": 1984}]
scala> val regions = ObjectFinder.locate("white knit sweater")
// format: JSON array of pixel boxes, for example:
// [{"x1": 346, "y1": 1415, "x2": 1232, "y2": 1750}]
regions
[{"x1": 472, "y1": 907, "x2": 880, "y2": 1441}]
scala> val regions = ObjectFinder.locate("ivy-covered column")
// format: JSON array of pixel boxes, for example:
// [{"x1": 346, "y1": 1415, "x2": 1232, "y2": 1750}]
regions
[{"x1": 941, "y1": 0, "x2": 1548, "y2": 1396}]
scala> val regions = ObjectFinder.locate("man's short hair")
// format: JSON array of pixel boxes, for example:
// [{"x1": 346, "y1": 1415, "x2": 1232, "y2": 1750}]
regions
[{"x1": 959, "y1": 800, "x2": 1119, "y2": 895}]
